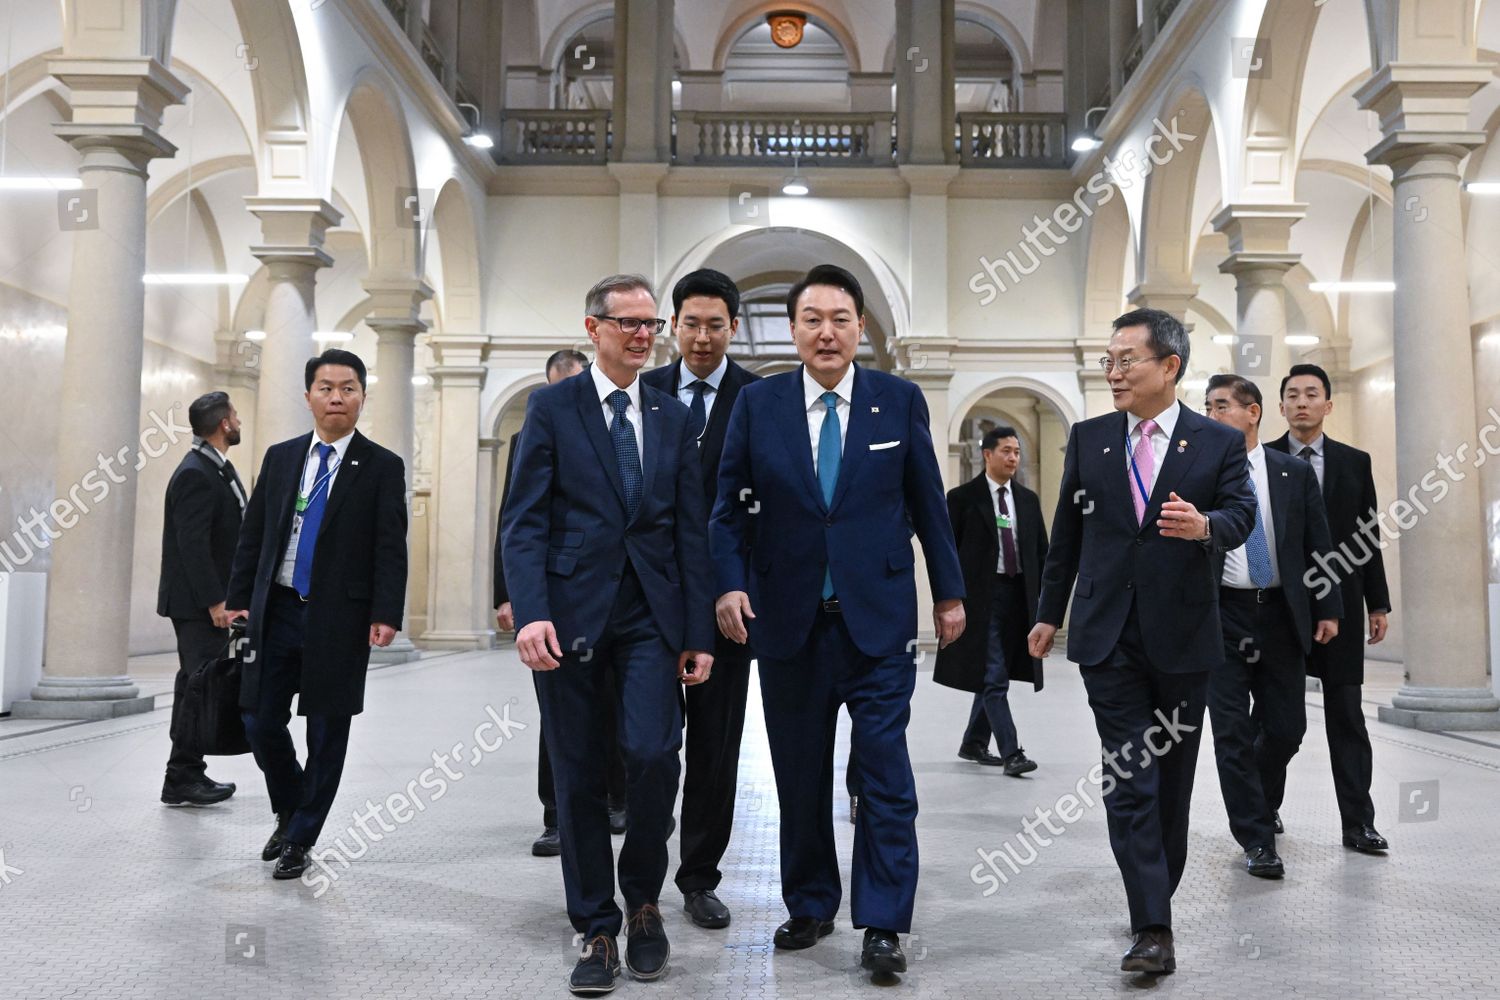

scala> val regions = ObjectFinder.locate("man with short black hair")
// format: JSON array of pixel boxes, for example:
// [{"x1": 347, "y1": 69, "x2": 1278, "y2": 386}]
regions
[
  {"x1": 1266, "y1": 363, "x2": 1392, "y2": 853},
  {"x1": 156, "y1": 391, "x2": 246, "y2": 806}
]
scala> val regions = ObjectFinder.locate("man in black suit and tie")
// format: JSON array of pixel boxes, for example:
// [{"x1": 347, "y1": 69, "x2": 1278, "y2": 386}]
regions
[
  {"x1": 1266, "y1": 363, "x2": 1392, "y2": 853},
  {"x1": 934, "y1": 425, "x2": 1046, "y2": 776},
  {"x1": 156, "y1": 391, "x2": 246, "y2": 806},
  {"x1": 493, "y1": 348, "x2": 628, "y2": 858},
  {"x1": 1028, "y1": 309, "x2": 1255, "y2": 975},
  {"x1": 503, "y1": 274, "x2": 715, "y2": 995},
  {"x1": 224, "y1": 349, "x2": 407, "y2": 881},
  {"x1": 642, "y1": 268, "x2": 760, "y2": 930},
  {"x1": 1203, "y1": 374, "x2": 1342, "y2": 880}
]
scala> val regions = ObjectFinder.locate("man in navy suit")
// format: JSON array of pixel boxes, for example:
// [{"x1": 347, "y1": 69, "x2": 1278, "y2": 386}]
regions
[
  {"x1": 712, "y1": 264, "x2": 965, "y2": 979},
  {"x1": 642, "y1": 268, "x2": 760, "y2": 930},
  {"x1": 225, "y1": 349, "x2": 407, "y2": 882},
  {"x1": 502, "y1": 274, "x2": 716, "y2": 996},
  {"x1": 1203, "y1": 374, "x2": 1341, "y2": 880},
  {"x1": 1028, "y1": 309, "x2": 1255, "y2": 975}
]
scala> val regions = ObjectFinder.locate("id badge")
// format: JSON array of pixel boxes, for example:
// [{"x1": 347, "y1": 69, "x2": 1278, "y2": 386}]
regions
[{"x1": 996, "y1": 514, "x2": 1013, "y2": 530}]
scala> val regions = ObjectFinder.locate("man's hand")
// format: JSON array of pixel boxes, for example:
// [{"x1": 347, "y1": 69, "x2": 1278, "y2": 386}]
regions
[
  {"x1": 1314, "y1": 618, "x2": 1339, "y2": 644},
  {"x1": 517, "y1": 620, "x2": 563, "y2": 671},
  {"x1": 369, "y1": 623, "x2": 396, "y2": 647},
  {"x1": 679, "y1": 650, "x2": 714, "y2": 685},
  {"x1": 209, "y1": 601, "x2": 232, "y2": 629},
  {"x1": 224, "y1": 608, "x2": 248, "y2": 626},
  {"x1": 1368, "y1": 611, "x2": 1389, "y2": 645},
  {"x1": 716, "y1": 591, "x2": 755, "y2": 645},
  {"x1": 1028, "y1": 622, "x2": 1058, "y2": 660},
  {"x1": 1158, "y1": 492, "x2": 1209, "y2": 540},
  {"x1": 934, "y1": 599, "x2": 965, "y2": 649},
  {"x1": 495, "y1": 601, "x2": 514, "y2": 632}
]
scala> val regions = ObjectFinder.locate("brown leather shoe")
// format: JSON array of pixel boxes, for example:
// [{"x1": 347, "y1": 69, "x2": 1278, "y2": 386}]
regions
[{"x1": 1120, "y1": 927, "x2": 1175, "y2": 974}]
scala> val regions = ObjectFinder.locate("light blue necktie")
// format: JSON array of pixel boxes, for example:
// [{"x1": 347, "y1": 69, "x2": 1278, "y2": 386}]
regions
[
  {"x1": 818, "y1": 391, "x2": 841, "y2": 599},
  {"x1": 1244, "y1": 473, "x2": 1274, "y2": 589}
]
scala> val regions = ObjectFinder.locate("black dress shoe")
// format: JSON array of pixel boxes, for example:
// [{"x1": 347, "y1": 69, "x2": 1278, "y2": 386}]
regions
[
  {"x1": 683, "y1": 889, "x2": 731, "y2": 929},
  {"x1": 1272, "y1": 810, "x2": 1284, "y2": 835},
  {"x1": 1121, "y1": 927, "x2": 1175, "y2": 974},
  {"x1": 569, "y1": 935, "x2": 620, "y2": 996},
  {"x1": 774, "y1": 916, "x2": 834, "y2": 950},
  {"x1": 1343, "y1": 825, "x2": 1389, "y2": 853},
  {"x1": 860, "y1": 928, "x2": 907, "y2": 975},
  {"x1": 609, "y1": 806, "x2": 628, "y2": 835},
  {"x1": 1002, "y1": 750, "x2": 1038, "y2": 777},
  {"x1": 623, "y1": 903, "x2": 669, "y2": 980},
  {"x1": 957, "y1": 743, "x2": 1005, "y2": 765},
  {"x1": 261, "y1": 813, "x2": 292, "y2": 862},
  {"x1": 1245, "y1": 845, "x2": 1285, "y2": 879},
  {"x1": 532, "y1": 826, "x2": 561, "y2": 857},
  {"x1": 272, "y1": 842, "x2": 308, "y2": 880},
  {"x1": 161, "y1": 776, "x2": 236, "y2": 806}
]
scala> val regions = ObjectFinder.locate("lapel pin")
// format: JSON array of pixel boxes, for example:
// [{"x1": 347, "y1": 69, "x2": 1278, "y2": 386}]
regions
[
  {"x1": 1176, "y1": 439, "x2": 1187, "y2": 453},
  {"x1": 871, "y1": 406, "x2": 880, "y2": 413},
  {"x1": 350, "y1": 460, "x2": 360, "y2": 466},
  {"x1": 1103, "y1": 447, "x2": 1112, "y2": 454}
]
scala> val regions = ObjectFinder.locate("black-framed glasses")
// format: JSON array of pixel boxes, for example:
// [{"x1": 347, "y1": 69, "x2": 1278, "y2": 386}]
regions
[
  {"x1": 1098, "y1": 354, "x2": 1168, "y2": 374},
  {"x1": 594, "y1": 315, "x2": 667, "y2": 335}
]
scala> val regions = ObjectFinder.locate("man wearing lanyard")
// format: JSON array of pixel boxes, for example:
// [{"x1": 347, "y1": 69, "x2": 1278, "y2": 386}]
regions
[{"x1": 225, "y1": 349, "x2": 408, "y2": 881}]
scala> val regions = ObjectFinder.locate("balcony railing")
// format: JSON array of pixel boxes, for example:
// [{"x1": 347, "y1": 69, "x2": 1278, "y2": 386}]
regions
[
  {"x1": 674, "y1": 112, "x2": 896, "y2": 166},
  {"x1": 420, "y1": 24, "x2": 446, "y2": 84},
  {"x1": 497, "y1": 110, "x2": 611, "y2": 164},
  {"x1": 957, "y1": 113, "x2": 1068, "y2": 168}
]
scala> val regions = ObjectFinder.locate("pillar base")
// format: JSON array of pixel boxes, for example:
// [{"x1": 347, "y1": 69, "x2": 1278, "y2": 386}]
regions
[
  {"x1": 1377, "y1": 685, "x2": 1500, "y2": 731},
  {"x1": 418, "y1": 630, "x2": 494, "y2": 652},
  {"x1": 369, "y1": 635, "x2": 421, "y2": 667},
  {"x1": 9, "y1": 675, "x2": 155, "y2": 720}
]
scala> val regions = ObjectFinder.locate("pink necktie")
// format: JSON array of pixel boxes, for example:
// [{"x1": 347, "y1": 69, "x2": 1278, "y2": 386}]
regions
[{"x1": 1131, "y1": 418, "x2": 1158, "y2": 525}]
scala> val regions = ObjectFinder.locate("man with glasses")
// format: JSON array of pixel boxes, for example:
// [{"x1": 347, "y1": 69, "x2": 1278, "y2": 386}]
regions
[
  {"x1": 642, "y1": 268, "x2": 760, "y2": 930},
  {"x1": 502, "y1": 274, "x2": 716, "y2": 995},
  {"x1": 1028, "y1": 309, "x2": 1256, "y2": 976}
]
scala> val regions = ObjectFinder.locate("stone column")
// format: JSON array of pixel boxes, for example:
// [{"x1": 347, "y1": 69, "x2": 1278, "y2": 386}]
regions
[
  {"x1": 1213, "y1": 204, "x2": 1304, "y2": 442},
  {"x1": 612, "y1": 0, "x2": 674, "y2": 163},
  {"x1": 213, "y1": 329, "x2": 261, "y2": 470},
  {"x1": 422, "y1": 334, "x2": 493, "y2": 650},
  {"x1": 608, "y1": 163, "x2": 669, "y2": 283},
  {"x1": 14, "y1": 59, "x2": 187, "y2": 719},
  {"x1": 895, "y1": 0, "x2": 955, "y2": 165},
  {"x1": 246, "y1": 199, "x2": 341, "y2": 471},
  {"x1": 1356, "y1": 65, "x2": 1500, "y2": 729},
  {"x1": 1127, "y1": 282, "x2": 1197, "y2": 328}
]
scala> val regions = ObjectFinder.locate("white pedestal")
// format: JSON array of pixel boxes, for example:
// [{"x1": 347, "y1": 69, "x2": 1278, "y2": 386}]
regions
[{"x1": 0, "y1": 573, "x2": 47, "y2": 714}]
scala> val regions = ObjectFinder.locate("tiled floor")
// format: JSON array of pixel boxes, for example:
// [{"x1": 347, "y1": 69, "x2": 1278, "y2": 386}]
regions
[{"x1": 1, "y1": 648, "x2": 1497, "y2": 999}]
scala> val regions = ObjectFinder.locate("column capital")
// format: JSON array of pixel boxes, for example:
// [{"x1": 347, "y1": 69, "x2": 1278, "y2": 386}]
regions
[
  {"x1": 364, "y1": 278, "x2": 434, "y2": 334},
  {"x1": 608, "y1": 161, "x2": 671, "y2": 194},
  {"x1": 214, "y1": 330, "x2": 262, "y2": 387},
  {"x1": 1127, "y1": 282, "x2": 1198, "y2": 322},
  {"x1": 1217, "y1": 251, "x2": 1300, "y2": 282},
  {"x1": 430, "y1": 365, "x2": 488, "y2": 390},
  {"x1": 247, "y1": 197, "x2": 342, "y2": 269},
  {"x1": 899, "y1": 164, "x2": 961, "y2": 196},
  {"x1": 1210, "y1": 203, "x2": 1306, "y2": 256},
  {"x1": 891, "y1": 337, "x2": 957, "y2": 376},
  {"x1": 429, "y1": 332, "x2": 491, "y2": 369},
  {"x1": 1354, "y1": 62, "x2": 1493, "y2": 167},
  {"x1": 49, "y1": 57, "x2": 188, "y2": 172}
]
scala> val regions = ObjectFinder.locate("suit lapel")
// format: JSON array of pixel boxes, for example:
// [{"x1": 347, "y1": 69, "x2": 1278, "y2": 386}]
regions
[
  {"x1": 976, "y1": 477, "x2": 1000, "y2": 551},
  {"x1": 275, "y1": 433, "x2": 315, "y2": 545},
  {"x1": 830, "y1": 365, "x2": 879, "y2": 515},
  {"x1": 317, "y1": 431, "x2": 368, "y2": 538},
  {"x1": 637, "y1": 386, "x2": 664, "y2": 524},
  {"x1": 1141, "y1": 404, "x2": 1205, "y2": 532},
  {"x1": 1265, "y1": 450, "x2": 1289, "y2": 543},
  {"x1": 577, "y1": 370, "x2": 629, "y2": 511},
  {"x1": 1098, "y1": 412, "x2": 1135, "y2": 528},
  {"x1": 773, "y1": 369, "x2": 824, "y2": 510}
]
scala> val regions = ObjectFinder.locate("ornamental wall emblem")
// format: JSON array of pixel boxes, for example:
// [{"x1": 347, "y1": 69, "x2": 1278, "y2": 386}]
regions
[{"x1": 767, "y1": 11, "x2": 807, "y2": 49}]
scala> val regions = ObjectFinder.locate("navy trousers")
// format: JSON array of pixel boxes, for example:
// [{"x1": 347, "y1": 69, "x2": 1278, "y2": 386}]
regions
[
  {"x1": 675, "y1": 633, "x2": 752, "y2": 894},
  {"x1": 759, "y1": 609, "x2": 919, "y2": 933},
  {"x1": 533, "y1": 565, "x2": 683, "y2": 939},
  {"x1": 1079, "y1": 604, "x2": 1207, "y2": 933},
  {"x1": 240, "y1": 585, "x2": 353, "y2": 848},
  {"x1": 961, "y1": 575, "x2": 1028, "y2": 757}
]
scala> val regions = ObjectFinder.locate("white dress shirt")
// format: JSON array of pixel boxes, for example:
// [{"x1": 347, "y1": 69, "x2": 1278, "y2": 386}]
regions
[
  {"x1": 1125, "y1": 400, "x2": 1182, "y2": 494},
  {"x1": 277, "y1": 429, "x2": 356, "y2": 587},
  {"x1": 1290, "y1": 432, "x2": 1325, "y2": 490},
  {"x1": 591, "y1": 363, "x2": 644, "y2": 459},
  {"x1": 987, "y1": 474, "x2": 1020, "y2": 575},
  {"x1": 675, "y1": 355, "x2": 728, "y2": 432},
  {"x1": 1221, "y1": 444, "x2": 1282, "y2": 589},
  {"x1": 804, "y1": 365, "x2": 854, "y2": 475}
]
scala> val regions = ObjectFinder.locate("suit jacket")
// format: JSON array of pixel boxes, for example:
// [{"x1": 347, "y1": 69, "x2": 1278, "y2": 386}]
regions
[
  {"x1": 226, "y1": 430, "x2": 408, "y2": 717},
  {"x1": 1266, "y1": 431, "x2": 1390, "y2": 683},
  {"x1": 493, "y1": 430, "x2": 521, "y2": 607},
  {"x1": 1036, "y1": 403, "x2": 1257, "y2": 673},
  {"x1": 710, "y1": 364, "x2": 965, "y2": 661},
  {"x1": 934, "y1": 474, "x2": 1047, "y2": 691},
  {"x1": 157, "y1": 445, "x2": 244, "y2": 621},
  {"x1": 501, "y1": 368, "x2": 716, "y2": 655},
  {"x1": 641, "y1": 357, "x2": 761, "y2": 509},
  {"x1": 1210, "y1": 447, "x2": 1343, "y2": 652}
]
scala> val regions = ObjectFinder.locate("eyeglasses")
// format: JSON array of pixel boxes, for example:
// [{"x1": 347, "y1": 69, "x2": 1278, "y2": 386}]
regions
[
  {"x1": 1098, "y1": 354, "x2": 1168, "y2": 374},
  {"x1": 594, "y1": 315, "x2": 667, "y2": 335}
]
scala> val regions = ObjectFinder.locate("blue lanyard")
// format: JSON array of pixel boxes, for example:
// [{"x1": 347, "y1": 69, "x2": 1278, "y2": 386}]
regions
[{"x1": 1127, "y1": 429, "x2": 1150, "y2": 505}]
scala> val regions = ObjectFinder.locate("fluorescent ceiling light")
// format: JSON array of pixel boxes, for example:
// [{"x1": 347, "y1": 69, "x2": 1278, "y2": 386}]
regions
[
  {"x1": 244, "y1": 329, "x2": 267, "y2": 341},
  {"x1": 367, "y1": 374, "x2": 379, "y2": 384},
  {"x1": 1465, "y1": 181, "x2": 1500, "y2": 194},
  {"x1": 1308, "y1": 281, "x2": 1395, "y2": 293},
  {"x1": 464, "y1": 133, "x2": 494, "y2": 149},
  {"x1": 1212, "y1": 334, "x2": 1236, "y2": 345},
  {"x1": 313, "y1": 331, "x2": 353, "y2": 342},
  {"x1": 1071, "y1": 135, "x2": 1102, "y2": 153},
  {"x1": 1285, "y1": 334, "x2": 1320, "y2": 346},
  {"x1": 0, "y1": 176, "x2": 83, "y2": 191},
  {"x1": 143, "y1": 273, "x2": 250, "y2": 285},
  {"x1": 781, "y1": 177, "x2": 809, "y2": 196},
  {"x1": 411, "y1": 374, "x2": 431, "y2": 386}
]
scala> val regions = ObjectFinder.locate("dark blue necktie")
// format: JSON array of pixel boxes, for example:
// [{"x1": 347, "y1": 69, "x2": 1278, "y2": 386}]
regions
[
  {"x1": 292, "y1": 443, "x2": 333, "y2": 597},
  {"x1": 1244, "y1": 473, "x2": 1274, "y2": 588},
  {"x1": 686, "y1": 380, "x2": 709, "y2": 443},
  {"x1": 817, "y1": 391, "x2": 841, "y2": 598},
  {"x1": 608, "y1": 389, "x2": 643, "y2": 520}
]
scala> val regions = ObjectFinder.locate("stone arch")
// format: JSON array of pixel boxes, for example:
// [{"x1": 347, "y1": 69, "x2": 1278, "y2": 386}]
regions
[
  {"x1": 542, "y1": 2, "x2": 692, "y2": 74},
  {"x1": 227, "y1": 0, "x2": 313, "y2": 194},
  {"x1": 1240, "y1": 0, "x2": 1327, "y2": 203},
  {"x1": 428, "y1": 178, "x2": 484, "y2": 333},
  {"x1": 1137, "y1": 76, "x2": 1223, "y2": 287},
  {"x1": 1082, "y1": 185, "x2": 1134, "y2": 334},
  {"x1": 712, "y1": 2, "x2": 863, "y2": 73},
  {"x1": 948, "y1": 375, "x2": 1079, "y2": 446},
  {"x1": 329, "y1": 67, "x2": 422, "y2": 283}
]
